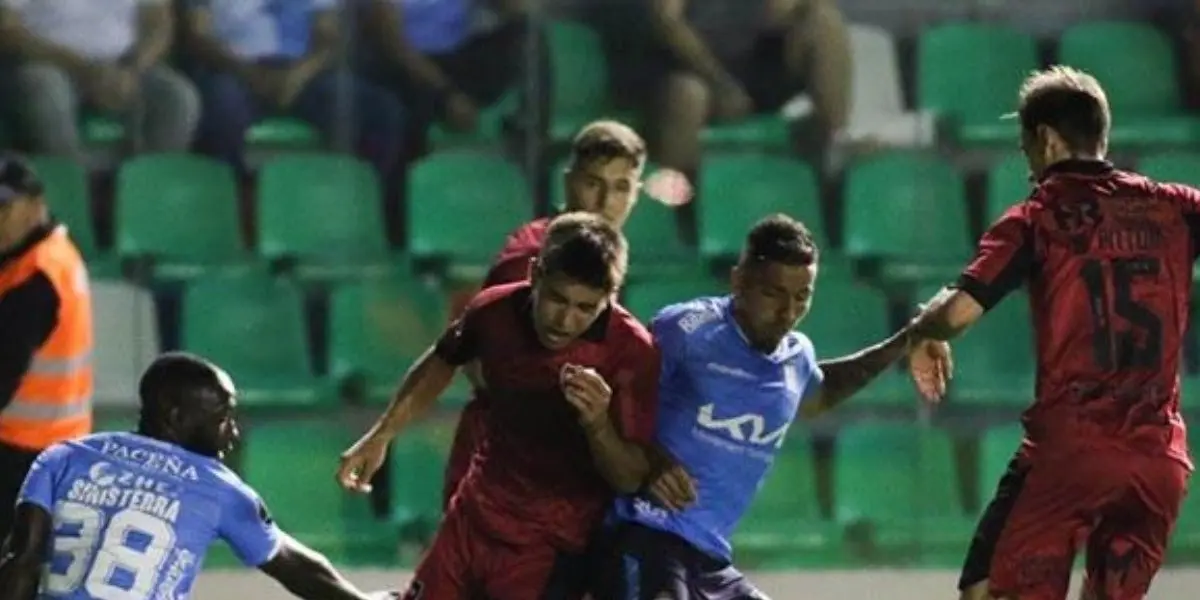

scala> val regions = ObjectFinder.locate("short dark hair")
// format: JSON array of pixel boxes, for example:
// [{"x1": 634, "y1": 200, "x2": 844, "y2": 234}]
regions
[
  {"x1": 568, "y1": 120, "x2": 647, "y2": 171},
  {"x1": 1016, "y1": 65, "x2": 1110, "y2": 153},
  {"x1": 0, "y1": 153, "x2": 44, "y2": 204},
  {"x1": 138, "y1": 352, "x2": 232, "y2": 433},
  {"x1": 740, "y1": 214, "x2": 818, "y2": 268},
  {"x1": 537, "y1": 212, "x2": 629, "y2": 293}
]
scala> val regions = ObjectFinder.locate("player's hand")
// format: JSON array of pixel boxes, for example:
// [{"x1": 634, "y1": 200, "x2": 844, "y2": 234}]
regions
[
  {"x1": 337, "y1": 432, "x2": 390, "y2": 493},
  {"x1": 647, "y1": 463, "x2": 697, "y2": 511},
  {"x1": 908, "y1": 338, "x2": 952, "y2": 404},
  {"x1": 561, "y1": 364, "x2": 612, "y2": 430}
]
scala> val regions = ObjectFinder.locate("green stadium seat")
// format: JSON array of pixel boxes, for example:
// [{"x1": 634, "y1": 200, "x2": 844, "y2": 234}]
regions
[
  {"x1": 803, "y1": 277, "x2": 910, "y2": 407},
  {"x1": 242, "y1": 419, "x2": 383, "y2": 560},
  {"x1": 115, "y1": 154, "x2": 248, "y2": 278},
  {"x1": 327, "y1": 274, "x2": 471, "y2": 406},
  {"x1": 257, "y1": 154, "x2": 390, "y2": 278},
  {"x1": 1058, "y1": 22, "x2": 1200, "y2": 146},
  {"x1": 979, "y1": 423, "x2": 1023, "y2": 503},
  {"x1": 986, "y1": 153, "x2": 1034, "y2": 224},
  {"x1": 702, "y1": 114, "x2": 792, "y2": 151},
  {"x1": 81, "y1": 114, "x2": 126, "y2": 146},
  {"x1": 834, "y1": 423, "x2": 974, "y2": 551},
  {"x1": 735, "y1": 429, "x2": 833, "y2": 553},
  {"x1": 29, "y1": 156, "x2": 98, "y2": 258},
  {"x1": 920, "y1": 284, "x2": 1034, "y2": 407},
  {"x1": 182, "y1": 275, "x2": 324, "y2": 407},
  {"x1": 843, "y1": 151, "x2": 971, "y2": 281},
  {"x1": 407, "y1": 151, "x2": 532, "y2": 275},
  {"x1": 390, "y1": 419, "x2": 455, "y2": 528},
  {"x1": 917, "y1": 23, "x2": 1038, "y2": 146},
  {"x1": 547, "y1": 21, "x2": 617, "y2": 141},
  {"x1": 621, "y1": 273, "x2": 724, "y2": 323},
  {"x1": 698, "y1": 154, "x2": 824, "y2": 262},
  {"x1": 246, "y1": 117, "x2": 320, "y2": 148},
  {"x1": 1139, "y1": 152, "x2": 1200, "y2": 186}
]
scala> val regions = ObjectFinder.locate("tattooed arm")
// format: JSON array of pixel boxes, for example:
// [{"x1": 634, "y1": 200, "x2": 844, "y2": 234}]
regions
[{"x1": 799, "y1": 327, "x2": 917, "y2": 419}]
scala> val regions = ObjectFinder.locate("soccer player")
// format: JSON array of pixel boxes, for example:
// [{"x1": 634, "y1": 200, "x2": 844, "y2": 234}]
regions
[
  {"x1": 0, "y1": 352, "x2": 392, "y2": 600},
  {"x1": 441, "y1": 119, "x2": 655, "y2": 509},
  {"x1": 909, "y1": 66, "x2": 1196, "y2": 600},
  {"x1": 589, "y1": 214, "x2": 950, "y2": 599},
  {"x1": 337, "y1": 213, "x2": 660, "y2": 599}
]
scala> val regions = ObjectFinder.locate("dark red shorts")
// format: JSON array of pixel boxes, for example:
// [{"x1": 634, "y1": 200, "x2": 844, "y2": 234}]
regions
[
  {"x1": 403, "y1": 503, "x2": 589, "y2": 600},
  {"x1": 960, "y1": 451, "x2": 1188, "y2": 600},
  {"x1": 443, "y1": 400, "x2": 488, "y2": 508}
]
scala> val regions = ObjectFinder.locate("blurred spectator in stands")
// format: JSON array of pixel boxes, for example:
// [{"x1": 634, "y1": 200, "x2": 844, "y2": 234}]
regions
[
  {"x1": 645, "y1": 0, "x2": 851, "y2": 173},
  {"x1": 0, "y1": 0, "x2": 200, "y2": 157},
  {"x1": 357, "y1": 0, "x2": 527, "y2": 145},
  {"x1": 183, "y1": 0, "x2": 404, "y2": 176}
]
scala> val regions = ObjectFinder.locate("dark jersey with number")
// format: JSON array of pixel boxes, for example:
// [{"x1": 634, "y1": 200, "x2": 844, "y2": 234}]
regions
[
  {"x1": 435, "y1": 282, "x2": 660, "y2": 551},
  {"x1": 957, "y1": 160, "x2": 1196, "y2": 470}
]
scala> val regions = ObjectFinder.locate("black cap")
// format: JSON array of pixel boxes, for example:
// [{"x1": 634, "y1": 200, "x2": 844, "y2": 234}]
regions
[{"x1": 0, "y1": 153, "x2": 44, "y2": 206}]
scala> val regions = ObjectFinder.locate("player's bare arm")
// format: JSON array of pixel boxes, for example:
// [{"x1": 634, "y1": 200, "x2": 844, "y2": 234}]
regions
[
  {"x1": 337, "y1": 347, "x2": 457, "y2": 493},
  {"x1": 910, "y1": 287, "x2": 987, "y2": 341},
  {"x1": 259, "y1": 532, "x2": 384, "y2": 600},
  {"x1": 562, "y1": 365, "x2": 653, "y2": 493},
  {"x1": 0, "y1": 503, "x2": 52, "y2": 600},
  {"x1": 800, "y1": 330, "x2": 951, "y2": 419}
]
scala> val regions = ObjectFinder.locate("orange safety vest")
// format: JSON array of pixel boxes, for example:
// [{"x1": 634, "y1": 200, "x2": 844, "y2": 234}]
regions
[{"x1": 0, "y1": 225, "x2": 92, "y2": 450}]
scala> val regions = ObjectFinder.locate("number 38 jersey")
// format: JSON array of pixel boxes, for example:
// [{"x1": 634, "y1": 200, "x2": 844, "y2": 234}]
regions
[
  {"x1": 18, "y1": 432, "x2": 283, "y2": 600},
  {"x1": 958, "y1": 159, "x2": 1200, "y2": 470}
]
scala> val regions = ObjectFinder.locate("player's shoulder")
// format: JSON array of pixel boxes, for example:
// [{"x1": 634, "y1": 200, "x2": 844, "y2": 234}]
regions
[
  {"x1": 465, "y1": 280, "x2": 530, "y2": 313},
  {"x1": 605, "y1": 302, "x2": 653, "y2": 348},
  {"x1": 504, "y1": 217, "x2": 552, "y2": 249},
  {"x1": 651, "y1": 295, "x2": 728, "y2": 337},
  {"x1": 780, "y1": 329, "x2": 818, "y2": 363}
]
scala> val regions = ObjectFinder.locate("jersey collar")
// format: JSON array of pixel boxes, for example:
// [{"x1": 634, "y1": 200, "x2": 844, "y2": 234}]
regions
[
  {"x1": 1038, "y1": 159, "x2": 1113, "y2": 182},
  {"x1": 722, "y1": 295, "x2": 789, "y2": 360}
]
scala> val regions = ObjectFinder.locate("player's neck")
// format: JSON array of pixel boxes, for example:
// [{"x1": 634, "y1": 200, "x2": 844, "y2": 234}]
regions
[{"x1": 730, "y1": 301, "x2": 775, "y2": 354}]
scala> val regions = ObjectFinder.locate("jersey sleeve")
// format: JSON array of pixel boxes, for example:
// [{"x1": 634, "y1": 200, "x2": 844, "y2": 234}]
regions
[
  {"x1": 956, "y1": 204, "x2": 1035, "y2": 310},
  {"x1": 1161, "y1": 182, "x2": 1200, "y2": 261},
  {"x1": 218, "y1": 482, "x2": 284, "y2": 568},
  {"x1": 609, "y1": 322, "x2": 661, "y2": 446},
  {"x1": 434, "y1": 295, "x2": 486, "y2": 366},
  {"x1": 649, "y1": 306, "x2": 688, "y2": 380},
  {"x1": 16, "y1": 443, "x2": 71, "y2": 512}
]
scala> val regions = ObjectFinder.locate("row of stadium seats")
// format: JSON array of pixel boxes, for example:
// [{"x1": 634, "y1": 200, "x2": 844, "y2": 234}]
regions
[
  {"x1": 93, "y1": 410, "x2": 1200, "y2": 568},
  {"x1": 48, "y1": 149, "x2": 1200, "y2": 286}
]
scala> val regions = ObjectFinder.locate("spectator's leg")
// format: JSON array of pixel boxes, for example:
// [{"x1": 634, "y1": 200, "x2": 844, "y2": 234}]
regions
[
  {"x1": 654, "y1": 72, "x2": 710, "y2": 175},
  {"x1": 194, "y1": 71, "x2": 259, "y2": 173},
  {"x1": 12, "y1": 63, "x2": 83, "y2": 158},
  {"x1": 785, "y1": 0, "x2": 851, "y2": 136},
  {"x1": 135, "y1": 66, "x2": 202, "y2": 152},
  {"x1": 290, "y1": 71, "x2": 404, "y2": 176}
]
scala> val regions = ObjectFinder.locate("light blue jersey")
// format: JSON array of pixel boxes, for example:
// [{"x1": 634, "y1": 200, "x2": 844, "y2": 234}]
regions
[
  {"x1": 18, "y1": 432, "x2": 283, "y2": 600},
  {"x1": 612, "y1": 296, "x2": 823, "y2": 561}
]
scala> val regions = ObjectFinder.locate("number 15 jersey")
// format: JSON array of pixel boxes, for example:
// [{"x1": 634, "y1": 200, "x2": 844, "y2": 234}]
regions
[
  {"x1": 18, "y1": 432, "x2": 283, "y2": 600},
  {"x1": 958, "y1": 159, "x2": 1199, "y2": 470}
]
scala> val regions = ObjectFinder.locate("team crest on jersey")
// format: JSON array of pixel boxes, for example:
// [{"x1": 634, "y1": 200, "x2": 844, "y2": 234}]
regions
[{"x1": 677, "y1": 306, "x2": 719, "y2": 334}]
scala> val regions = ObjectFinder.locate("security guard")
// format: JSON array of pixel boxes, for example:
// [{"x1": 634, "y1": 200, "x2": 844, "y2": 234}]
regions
[{"x1": 0, "y1": 154, "x2": 92, "y2": 540}]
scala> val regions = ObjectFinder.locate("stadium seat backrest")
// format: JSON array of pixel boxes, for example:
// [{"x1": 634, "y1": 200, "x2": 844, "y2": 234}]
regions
[
  {"x1": 258, "y1": 154, "x2": 387, "y2": 262},
  {"x1": 835, "y1": 423, "x2": 960, "y2": 521},
  {"x1": 548, "y1": 21, "x2": 610, "y2": 120},
  {"x1": 985, "y1": 153, "x2": 1035, "y2": 224},
  {"x1": 800, "y1": 277, "x2": 889, "y2": 359},
  {"x1": 622, "y1": 275, "x2": 725, "y2": 323},
  {"x1": 243, "y1": 420, "x2": 355, "y2": 535},
  {"x1": 91, "y1": 280, "x2": 160, "y2": 407},
  {"x1": 327, "y1": 275, "x2": 448, "y2": 381},
  {"x1": 741, "y1": 429, "x2": 822, "y2": 527},
  {"x1": 1139, "y1": 152, "x2": 1200, "y2": 188},
  {"x1": 917, "y1": 23, "x2": 1038, "y2": 122},
  {"x1": 979, "y1": 423, "x2": 1024, "y2": 498},
  {"x1": 181, "y1": 275, "x2": 313, "y2": 385},
  {"x1": 116, "y1": 154, "x2": 244, "y2": 262},
  {"x1": 919, "y1": 283, "x2": 1035, "y2": 383},
  {"x1": 848, "y1": 24, "x2": 905, "y2": 121},
  {"x1": 30, "y1": 156, "x2": 97, "y2": 257},
  {"x1": 698, "y1": 154, "x2": 824, "y2": 260},
  {"x1": 843, "y1": 151, "x2": 970, "y2": 261},
  {"x1": 407, "y1": 151, "x2": 532, "y2": 266},
  {"x1": 1058, "y1": 22, "x2": 1179, "y2": 114}
]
